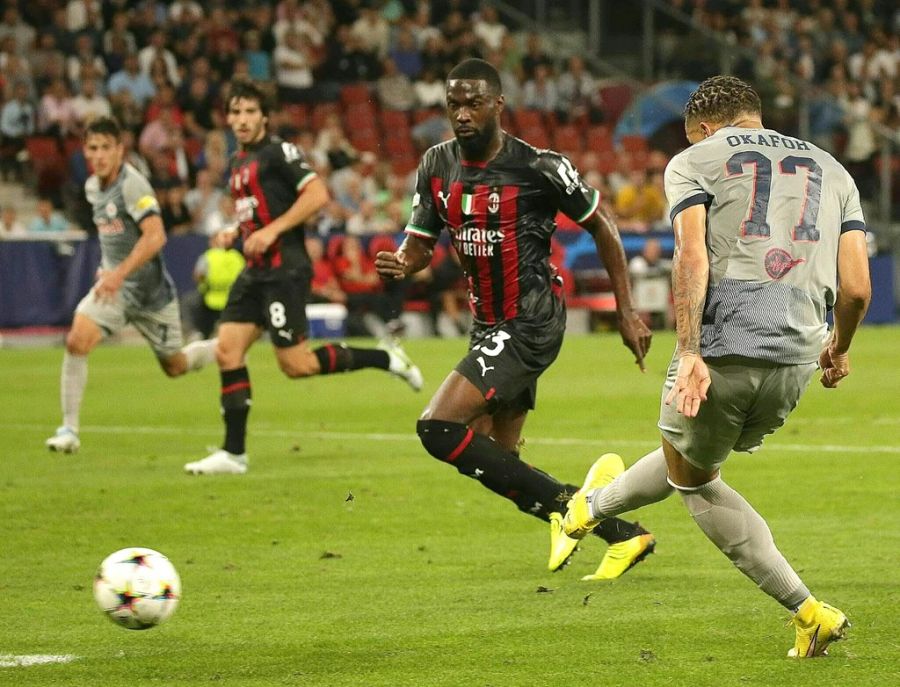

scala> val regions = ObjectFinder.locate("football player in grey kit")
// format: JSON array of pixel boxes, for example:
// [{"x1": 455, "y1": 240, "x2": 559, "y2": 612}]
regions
[
  {"x1": 559, "y1": 76, "x2": 871, "y2": 657},
  {"x1": 45, "y1": 116, "x2": 217, "y2": 454}
]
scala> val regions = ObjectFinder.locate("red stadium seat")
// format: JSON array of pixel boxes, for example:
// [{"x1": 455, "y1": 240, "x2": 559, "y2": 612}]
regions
[
  {"x1": 598, "y1": 82, "x2": 634, "y2": 125},
  {"x1": 366, "y1": 234, "x2": 398, "y2": 259},
  {"x1": 411, "y1": 107, "x2": 441, "y2": 124},
  {"x1": 595, "y1": 150, "x2": 618, "y2": 175},
  {"x1": 380, "y1": 109, "x2": 410, "y2": 133},
  {"x1": 390, "y1": 155, "x2": 418, "y2": 176},
  {"x1": 513, "y1": 108, "x2": 544, "y2": 130},
  {"x1": 586, "y1": 125, "x2": 613, "y2": 151},
  {"x1": 619, "y1": 135, "x2": 648, "y2": 154},
  {"x1": 345, "y1": 103, "x2": 378, "y2": 132},
  {"x1": 384, "y1": 135, "x2": 415, "y2": 158},
  {"x1": 552, "y1": 125, "x2": 583, "y2": 154},
  {"x1": 311, "y1": 103, "x2": 342, "y2": 130},
  {"x1": 282, "y1": 104, "x2": 309, "y2": 128},
  {"x1": 349, "y1": 128, "x2": 380, "y2": 153},
  {"x1": 340, "y1": 83, "x2": 373, "y2": 107},
  {"x1": 519, "y1": 125, "x2": 550, "y2": 150}
]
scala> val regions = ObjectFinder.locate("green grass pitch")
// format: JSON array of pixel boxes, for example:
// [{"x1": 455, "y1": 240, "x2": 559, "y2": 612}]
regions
[{"x1": 1, "y1": 329, "x2": 898, "y2": 686}]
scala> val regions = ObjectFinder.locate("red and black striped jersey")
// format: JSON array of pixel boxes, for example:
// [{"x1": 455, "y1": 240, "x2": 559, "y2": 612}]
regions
[
  {"x1": 229, "y1": 135, "x2": 318, "y2": 273},
  {"x1": 406, "y1": 133, "x2": 600, "y2": 325}
]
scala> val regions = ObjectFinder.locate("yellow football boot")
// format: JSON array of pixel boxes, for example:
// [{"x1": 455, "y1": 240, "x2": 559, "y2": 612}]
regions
[
  {"x1": 581, "y1": 532, "x2": 656, "y2": 581},
  {"x1": 788, "y1": 596, "x2": 849, "y2": 658},
  {"x1": 547, "y1": 512, "x2": 580, "y2": 572},
  {"x1": 561, "y1": 453, "x2": 625, "y2": 538}
]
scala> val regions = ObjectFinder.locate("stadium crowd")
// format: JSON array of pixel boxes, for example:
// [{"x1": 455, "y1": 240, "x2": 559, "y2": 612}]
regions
[{"x1": 0, "y1": 0, "x2": 896, "y2": 333}]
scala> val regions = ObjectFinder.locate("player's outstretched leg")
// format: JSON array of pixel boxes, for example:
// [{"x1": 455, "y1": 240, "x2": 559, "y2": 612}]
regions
[
  {"x1": 180, "y1": 338, "x2": 218, "y2": 372},
  {"x1": 185, "y1": 366, "x2": 250, "y2": 475},
  {"x1": 416, "y1": 419, "x2": 650, "y2": 573},
  {"x1": 312, "y1": 340, "x2": 423, "y2": 391}
]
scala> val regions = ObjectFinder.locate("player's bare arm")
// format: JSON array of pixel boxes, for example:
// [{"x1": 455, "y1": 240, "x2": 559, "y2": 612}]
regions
[
  {"x1": 580, "y1": 202, "x2": 652, "y2": 370},
  {"x1": 666, "y1": 203, "x2": 711, "y2": 417},
  {"x1": 375, "y1": 234, "x2": 436, "y2": 281},
  {"x1": 820, "y1": 229, "x2": 871, "y2": 388},
  {"x1": 243, "y1": 176, "x2": 329, "y2": 257},
  {"x1": 95, "y1": 213, "x2": 167, "y2": 302}
]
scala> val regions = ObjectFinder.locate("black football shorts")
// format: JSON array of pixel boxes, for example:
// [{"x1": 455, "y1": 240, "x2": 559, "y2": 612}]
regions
[
  {"x1": 220, "y1": 269, "x2": 310, "y2": 347},
  {"x1": 455, "y1": 309, "x2": 566, "y2": 412}
]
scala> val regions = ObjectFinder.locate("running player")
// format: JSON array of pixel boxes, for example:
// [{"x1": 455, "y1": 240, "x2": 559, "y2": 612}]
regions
[
  {"x1": 375, "y1": 59, "x2": 655, "y2": 579},
  {"x1": 45, "y1": 116, "x2": 217, "y2": 454},
  {"x1": 561, "y1": 76, "x2": 870, "y2": 656},
  {"x1": 185, "y1": 79, "x2": 422, "y2": 475}
]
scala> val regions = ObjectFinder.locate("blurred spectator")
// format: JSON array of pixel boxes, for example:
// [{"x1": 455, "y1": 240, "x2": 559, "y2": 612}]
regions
[
  {"x1": 28, "y1": 198, "x2": 69, "y2": 233},
  {"x1": 376, "y1": 57, "x2": 417, "y2": 111},
  {"x1": 628, "y1": 237, "x2": 673, "y2": 329},
  {"x1": 314, "y1": 113, "x2": 357, "y2": 172},
  {"x1": 274, "y1": 29, "x2": 315, "y2": 103},
  {"x1": 614, "y1": 169, "x2": 667, "y2": 231},
  {"x1": 414, "y1": 67, "x2": 446, "y2": 109},
  {"x1": 351, "y1": 5, "x2": 390, "y2": 59},
  {"x1": 473, "y1": 5, "x2": 507, "y2": 51},
  {"x1": 0, "y1": 7, "x2": 36, "y2": 55},
  {"x1": 243, "y1": 30, "x2": 272, "y2": 82},
  {"x1": 71, "y1": 76, "x2": 111, "y2": 126},
  {"x1": 169, "y1": 0, "x2": 204, "y2": 23},
  {"x1": 160, "y1": 181, "x2": 193, "y2": 235},
  {"x1": 121, "y1": 128, "x2": 151, "y2": 179},
  {"x1": 138, "y1": 29, "x2": 180, "y2": 87},
  {"x1": 67, "y1": 33, "x2": 106, "y2": 86},
  {"x1": 485, "y1": 48, "x2": 522, "y2": 110},
  {"x1": 333, "y1": 234, "x2": 397, "y2": 337},
  {"x1": 38, "y1": 78, "x2": 77, "y2": 137},
  {"x1": 522, "y1": 63, "x2": 558, "y2": 113},
  {"x1": 306, "y1": 234, "x2": 347, "y2": 304},
  {"x1": 200, "y1": 194, "x2": 237, "y2": 237},
  {"x1": 102, "y1": 11, "x2": 137, "y2": 58},
  {"x1": 557, "y1": 56, "x2": 603, "y2": 123},
  {"x1": 138, "y1": 106, "x2": 180, "y2": 159},
  {"x1": 0, "y1": 81, "x2": 36, "y2": 181},
  {"x1": 0, "y1": 206, "x2": 26, "y2": 238},
  {"x1": 107, "y1": 52, "x2": 155, "y2": 108},
  {"x1": 66, "y1": 0, "x2": 102, "y2": 34},
  {"x1": 841, "y1": 81, "x2": 879, "y2": 198},
  {"x1": 390, "y1": 25, "x2": 423, "y2": 79},
  {"x1": 185, "y1": 169, "x2": 223, "y2": 234},
  {"x1": 520, "y1": 32, "x2": 551, "y2": 79},
  {"x1": 319, "y1": 25, "x2": 381, "y2": 84},
  {"x1": 180, "y1": 75, "x2": 218, "y2": 137}
]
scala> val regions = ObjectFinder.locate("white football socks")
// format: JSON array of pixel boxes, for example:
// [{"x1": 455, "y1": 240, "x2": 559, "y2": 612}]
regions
[
  {"x1": 61, "y1": 351, "x2": 88, "y2": 432},
  {"x1": 182, "y1": 338, "x2": 217, "y2": 371}
]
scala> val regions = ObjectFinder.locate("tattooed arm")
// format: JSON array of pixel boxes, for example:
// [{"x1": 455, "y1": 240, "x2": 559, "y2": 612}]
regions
[{"x1": 664, "y1": 204, "x2": 711, "y2": 417}]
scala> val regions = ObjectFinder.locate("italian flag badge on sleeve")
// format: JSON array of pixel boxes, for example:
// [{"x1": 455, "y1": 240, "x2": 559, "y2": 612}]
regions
[{"x1": 461, "y1": 193, "x2": 475, "y2": 216}]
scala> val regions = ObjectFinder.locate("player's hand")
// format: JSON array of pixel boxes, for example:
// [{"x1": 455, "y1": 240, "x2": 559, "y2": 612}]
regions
[
  {"x1": 664, "y1": 352, "x2": 711, "y2": 418},
  {"x1": 243, "y1": 226, "x2": 278, "y2": 257},
  {"x1": 616, "y1": 308, "x2": 652, "y2": 372},
  {"x1": 819, "y1": 343, "x2": 850, "y2": 388},
  {"x1": 213, "y1": 227, "x2": 238, "y2": 249},
  {"x1": 375, "y1": 251, "x2": 407, "y2": 281},
  {"x1": 93, "y1": 268, "x2": 124, "y2": 302}
]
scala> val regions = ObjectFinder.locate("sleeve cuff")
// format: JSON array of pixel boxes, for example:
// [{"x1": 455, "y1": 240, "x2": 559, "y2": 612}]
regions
[
  {"x1": 840, "y1": 220, "x2": 866, "y2": 234},
  {"x1": 296, "y1": 172, "x2": 317, "y2": 192},
  {"x1": 669, "y1": 192, "x2": 711, "y2": 224},
  {"x1": 574, "y1": 188, "x2": 601, "y2": 224},
  {"x1": 405, "y1": 224, "x2": 440, "y2": 240}
]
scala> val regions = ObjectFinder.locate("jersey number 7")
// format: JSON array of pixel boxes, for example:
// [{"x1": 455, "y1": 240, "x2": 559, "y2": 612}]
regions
[{"x1": 725, "y1": 152, "x2": 822, "y2": 242}]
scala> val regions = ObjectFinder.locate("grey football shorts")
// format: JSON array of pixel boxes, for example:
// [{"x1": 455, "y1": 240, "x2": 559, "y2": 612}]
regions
[
  {"x1": 75, "y1": 290, "x2": 184, "y2": 358},
  {"x1": 658, "y1": 354, "x2": 817, "y2": 470}
]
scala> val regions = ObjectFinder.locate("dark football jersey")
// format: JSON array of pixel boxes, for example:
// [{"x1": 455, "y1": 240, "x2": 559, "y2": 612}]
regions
[
  {"x1": 406, "y1": 133, "x2": 600, "y2": 325},
  {"x1": 229, "y1": 135, "x2": 318, "y2": 273}
]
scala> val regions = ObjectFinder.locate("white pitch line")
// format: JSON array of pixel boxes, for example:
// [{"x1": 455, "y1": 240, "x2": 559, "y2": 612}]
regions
[
  {"x1": 0, "y1": 654, "x2": 76, "y2": 668},
  {"x1": 6, "y1": 423, "x2": 899, "y2": 454}
]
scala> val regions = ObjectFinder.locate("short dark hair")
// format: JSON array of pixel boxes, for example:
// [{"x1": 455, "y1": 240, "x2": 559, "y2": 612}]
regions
[
  {"x1": 84, "y1": 116, "x2": 122, "y2": 141},
  {"x1": 225, "y1": 78, "x2": 271, "y2": 117},
  {"x1": 447, "y1": 58, "x2": 502, "y2": 96},
  {"x1": 683, "y1": 76, "x2": 761, "y2": 125}
]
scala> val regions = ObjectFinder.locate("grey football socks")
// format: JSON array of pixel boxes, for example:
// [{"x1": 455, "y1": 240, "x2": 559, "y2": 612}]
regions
[
  {"x1": 61, "y1": 351, "x2": 88, "y2": 431},
  {"x1": 588, "y1": 447, "x2": 674, "y2": 518}
]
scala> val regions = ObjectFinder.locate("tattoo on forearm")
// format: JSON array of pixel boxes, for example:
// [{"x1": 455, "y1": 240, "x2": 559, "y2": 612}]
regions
[{"x1": 673, "y1": 260, "x2": 706, "y2": 354}]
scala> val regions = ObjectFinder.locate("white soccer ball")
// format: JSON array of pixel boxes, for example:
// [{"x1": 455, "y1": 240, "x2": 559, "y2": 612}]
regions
[{"x1": 93, "y1": 547, "x2": 181, "y2": 630}]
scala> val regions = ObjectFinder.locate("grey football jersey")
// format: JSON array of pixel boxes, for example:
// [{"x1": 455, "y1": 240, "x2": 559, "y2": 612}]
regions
[
  {"x1": 664, "y1": 127, "x2": 865, "y2": 364},
  {"x1": 86, "y1": 163, "x2": 176, "y2": 310}
]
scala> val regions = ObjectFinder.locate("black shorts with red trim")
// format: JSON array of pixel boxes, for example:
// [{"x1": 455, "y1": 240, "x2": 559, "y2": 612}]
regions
[
  {"x1": 220, "y1": 268, "x2": 311, "y2": 348},
  {"x1": 455, "y1": 306, "x2": 566, "y2": 412}
]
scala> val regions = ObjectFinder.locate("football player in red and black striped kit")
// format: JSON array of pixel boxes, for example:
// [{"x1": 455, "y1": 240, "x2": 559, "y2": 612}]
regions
[
  {"x1": 185, "y1": 79, "x2": 423, "y2": 475},
  {"x1": 376, "y1": 59, "x2": 655, "y2": 579}
]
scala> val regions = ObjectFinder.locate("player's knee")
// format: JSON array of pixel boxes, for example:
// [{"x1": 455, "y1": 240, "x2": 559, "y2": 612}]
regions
[
  {"x1": 65, "y1": 332, "x2": 93, "y2": 356},
  {"x1": 416, "y1": 419, "x2": 469, "y2": 462},
  {"x1": 215, "y1": 342, "x2": 241, "y2": 369}
]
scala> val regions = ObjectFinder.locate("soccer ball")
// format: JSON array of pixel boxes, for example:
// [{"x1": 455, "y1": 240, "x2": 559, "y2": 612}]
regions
[{"x1": 93, "y1": 547, "x2": 181, "y2": 630}]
